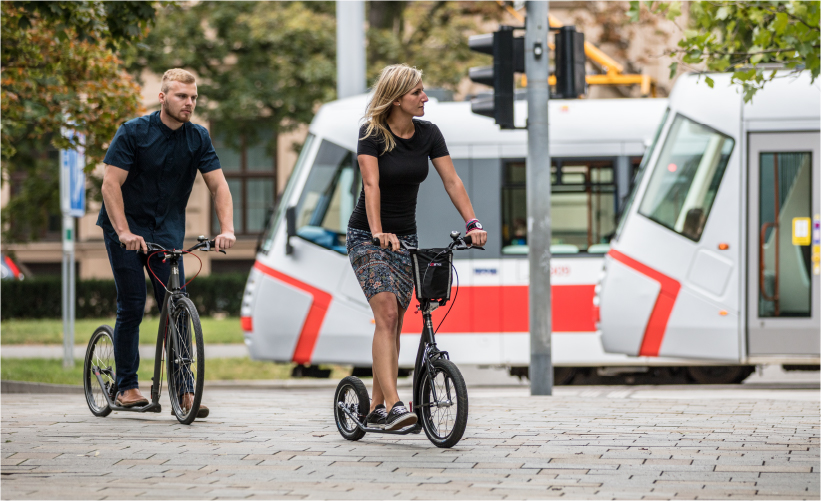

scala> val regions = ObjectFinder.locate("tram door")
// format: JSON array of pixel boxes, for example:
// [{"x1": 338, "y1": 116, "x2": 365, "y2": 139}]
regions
[{"x1": 746, "y1": 132, "x2": 820, "y2": 356}]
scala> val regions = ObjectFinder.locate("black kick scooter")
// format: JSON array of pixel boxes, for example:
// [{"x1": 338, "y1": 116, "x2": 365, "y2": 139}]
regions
[{"x1": 333, "y1": 231, "x2": 482, "y2": 448}]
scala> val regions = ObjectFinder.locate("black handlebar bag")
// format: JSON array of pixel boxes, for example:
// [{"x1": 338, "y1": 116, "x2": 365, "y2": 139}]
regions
[{"x1": 410, "y1": 248, "x2": 453, "y2": 302}]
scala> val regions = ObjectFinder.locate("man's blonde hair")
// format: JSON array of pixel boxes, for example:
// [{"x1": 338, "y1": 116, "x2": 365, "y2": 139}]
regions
[
  {"x1": 362, "y1": 64, "x2": 423, "y2": 155},
  {"x1": 161, "y1": 68, "x2": 196, "y2": 94}
]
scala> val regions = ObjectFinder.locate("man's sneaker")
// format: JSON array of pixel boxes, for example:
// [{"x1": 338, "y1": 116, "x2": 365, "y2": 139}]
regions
[
  {"x1": 385, "y1": 401, "x2": 417, "y2": 431},
  {"x1": 365, "y1": 404, "x2": 388, "y2": 429}
]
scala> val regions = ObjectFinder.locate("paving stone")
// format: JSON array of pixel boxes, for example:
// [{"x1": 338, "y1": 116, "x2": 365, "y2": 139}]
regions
[
  {"x1": 715, "y1": 465, "x2": 813, "y2": 473},
  {"x1": 1, "y1": 387, "x2": 817, "y2": 499}
]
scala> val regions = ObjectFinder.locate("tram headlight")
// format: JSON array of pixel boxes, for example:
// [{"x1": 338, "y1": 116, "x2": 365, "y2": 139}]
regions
[{"x1": 241, "y1": 268, "x2": 261, "y2": 318}]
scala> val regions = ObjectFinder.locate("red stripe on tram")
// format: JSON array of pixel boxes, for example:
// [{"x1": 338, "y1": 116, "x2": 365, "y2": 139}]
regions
[
  {"x1": 253, "y1": 261, "x2": 332, "y2": 364},
  {"x1": 607, "y1": 249, "x2": 681, "y2": 357},
  {"x1": 400, "y1": 284, "x2": 597, "y2": 334}
]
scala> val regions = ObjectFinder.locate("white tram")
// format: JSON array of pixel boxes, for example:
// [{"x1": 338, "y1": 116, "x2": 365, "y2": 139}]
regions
[
  {"x1": 240, "y1": 92, "x2": 717, "y2": 379},
  {"x1": 596, "y1": 72, "x2": 820, "y2": 380}
]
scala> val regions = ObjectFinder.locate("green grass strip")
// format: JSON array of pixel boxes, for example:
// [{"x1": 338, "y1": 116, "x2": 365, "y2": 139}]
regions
[
  {"x1": 1, "y1": 317, "x2": 245, "y2": 345},
  {"x1": 1, "y1": 358, "x2": 350, "y2": 386}
]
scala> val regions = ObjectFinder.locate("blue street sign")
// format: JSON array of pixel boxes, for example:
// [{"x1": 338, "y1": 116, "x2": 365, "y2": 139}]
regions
[{"x1": 60, "y1": 130, "x2": 85, "y2": 218}]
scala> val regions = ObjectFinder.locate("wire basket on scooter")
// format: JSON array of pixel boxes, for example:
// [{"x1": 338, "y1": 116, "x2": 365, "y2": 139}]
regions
[{"x1": 410, "y1": 248, "x2": 453, "y2": 303}]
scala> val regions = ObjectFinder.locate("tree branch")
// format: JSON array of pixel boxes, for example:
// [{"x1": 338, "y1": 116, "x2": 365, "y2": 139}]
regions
[
  {"x1": 759, "y1": 3, "x2": 820, "y2": 32},
  {"x1": 711, "y1": 47, "x2": 818, "y2": 56}
]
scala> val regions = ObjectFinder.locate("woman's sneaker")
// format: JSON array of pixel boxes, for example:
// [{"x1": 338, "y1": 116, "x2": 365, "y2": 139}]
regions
[
  {"x1": 385, "y1": 401, "x2": 417, "y2": 430},
  {"x1": 365, "y1": 404, "x2": 388, "y2": 429}
]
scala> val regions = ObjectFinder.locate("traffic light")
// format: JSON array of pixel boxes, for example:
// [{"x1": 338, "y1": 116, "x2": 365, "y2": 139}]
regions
[
  {"x1": 554, "y1": 26, "x2": 586, "y2": 99},
  {"x1": 468, "y1": 26, "x2": 524, "y2": 130}
]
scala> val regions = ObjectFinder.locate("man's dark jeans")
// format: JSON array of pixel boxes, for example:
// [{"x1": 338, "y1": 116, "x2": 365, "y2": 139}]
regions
[{"x1": 104, "y1": 235, "x2": 185, "y2": 394}]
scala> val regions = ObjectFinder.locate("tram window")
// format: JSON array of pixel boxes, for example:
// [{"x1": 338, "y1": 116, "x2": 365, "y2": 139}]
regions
[
  {"x1": 638, "y1": 115, "x2": 734, "y2": 242},
  {"x1": 614, "y1": 108, "x2": 670, "y2": 242},
  {"x1": 501, "y1": 160, "x2": 616, "y2": 254},
  {"x1": 759, "y1": 152, "x2": 812, "y2": 317},
  {"x1": 293, "y1": 140, "x2": 357, "y2": 254},
  {"x1": 261, "y1": 134, "x2": 315, "y2": 254}
]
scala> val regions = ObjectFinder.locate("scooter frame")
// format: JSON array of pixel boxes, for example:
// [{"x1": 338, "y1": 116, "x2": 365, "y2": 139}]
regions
[{"x1": 87, "y1": 237, "x2": 223, "y2": 416}]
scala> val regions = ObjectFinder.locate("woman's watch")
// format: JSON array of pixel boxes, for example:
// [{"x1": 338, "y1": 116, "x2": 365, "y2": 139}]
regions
[{"x1": 466, "y1": 219, "x2": 483, "y2": 234}]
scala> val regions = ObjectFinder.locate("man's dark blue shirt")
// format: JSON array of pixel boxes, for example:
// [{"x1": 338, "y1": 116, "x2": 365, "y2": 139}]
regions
[{"x1": 97, "y1": 111, "x2": 221, "y2": 249}]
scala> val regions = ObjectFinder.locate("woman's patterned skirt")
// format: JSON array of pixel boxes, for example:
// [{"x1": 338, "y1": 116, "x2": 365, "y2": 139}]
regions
[{"x1": 346, "y1": 227, "x2": 417, "y2": 311}]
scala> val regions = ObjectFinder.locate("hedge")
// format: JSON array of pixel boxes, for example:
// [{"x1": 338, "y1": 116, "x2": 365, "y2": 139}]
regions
[{"x1": 1, "y1": 273, "x2": 247, "y2": 320}]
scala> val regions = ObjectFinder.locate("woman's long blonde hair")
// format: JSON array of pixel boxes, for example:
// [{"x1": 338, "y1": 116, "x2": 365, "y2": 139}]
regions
[{"x1": 361, "y1": 64, "x2": 423, "y2": 155}]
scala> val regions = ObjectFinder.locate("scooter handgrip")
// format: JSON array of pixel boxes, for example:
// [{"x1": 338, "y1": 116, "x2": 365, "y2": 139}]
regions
[{"x1": 463, "y1": 234, "x2": 485, "y2": 250}]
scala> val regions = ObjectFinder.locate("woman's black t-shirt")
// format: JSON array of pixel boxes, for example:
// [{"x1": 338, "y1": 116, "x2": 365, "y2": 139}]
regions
[{"x1": 348, "y1": 120, "x2": 449, "y2": 236}]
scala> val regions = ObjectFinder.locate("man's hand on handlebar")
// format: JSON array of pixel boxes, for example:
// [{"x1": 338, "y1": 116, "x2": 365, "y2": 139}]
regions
[
  {"x1": 466, "y1": 229, "x2": 487, "y2": 248},
  {"x1": 372, "y1": 232, "x2": 400, "y2": 251},
  {"x1": 214, "y1": 231, "x2": 236, "y2": 251},
  {"x1": 118, "y1": 232, "x2": 147, "y2": 253}
]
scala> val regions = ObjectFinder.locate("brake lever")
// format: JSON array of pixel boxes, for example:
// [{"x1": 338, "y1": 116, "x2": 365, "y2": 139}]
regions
[
  {"x1": 456, "y1": 237, "x2": 484, "y2": 251},
  {"x1": 200, "y1": 240, "x2": 227, "y2": 254},
  {"x1": 119, "y1": 242, "x2": 154, "y2": 254},
  {"x1": 371, "y1": 237, "x2": 415, "y2": 251}
]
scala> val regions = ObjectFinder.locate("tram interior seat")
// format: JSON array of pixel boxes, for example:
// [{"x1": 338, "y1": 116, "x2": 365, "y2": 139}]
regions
[
  {"x1": 587, "y1": 244, "x2": 611, "y2": 253},
  {"x1": 297, "y1": 225, "x2": 347, "y2": 253},
  {"x1": 503, "y1": 244, "x2": 605, "y2": 255}
]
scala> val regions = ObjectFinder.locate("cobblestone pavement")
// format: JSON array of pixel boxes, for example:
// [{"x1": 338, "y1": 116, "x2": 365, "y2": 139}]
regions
[{"x1": 2, "y1": 386, "x2": 818, "y2": 500}]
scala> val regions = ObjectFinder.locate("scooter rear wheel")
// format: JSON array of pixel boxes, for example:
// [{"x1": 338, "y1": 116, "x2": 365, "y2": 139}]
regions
[
  {"x1": 334, "y1": 376, "x2": 369, "y2": 441},
  {"x1": 83, "y1": 325, "x2": 116, "y2": 417}
]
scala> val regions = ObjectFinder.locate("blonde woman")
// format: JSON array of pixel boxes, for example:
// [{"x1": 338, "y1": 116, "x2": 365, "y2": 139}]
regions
[{"x1": 346, "y1": 64, "x2": 488, "y2": 431}]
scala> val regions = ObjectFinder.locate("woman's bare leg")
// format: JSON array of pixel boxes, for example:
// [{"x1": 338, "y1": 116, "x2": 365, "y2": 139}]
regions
[
  {"x1": 370, "y1": 301, "x2": 406, "y2": 412},
  {"x1": 368, "y1": 292, "x2": 406, "y2": 412},
  {"x1": 395, "y1": 300, "x2": 405, "y2": 361}
]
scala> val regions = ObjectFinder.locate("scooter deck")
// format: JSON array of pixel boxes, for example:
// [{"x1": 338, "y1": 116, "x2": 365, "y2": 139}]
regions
[
  {"x1": 108, "y1": 402, "x2": 163, "y2": 413},
  {"x1": 336, "y1": 402, "x2": 422, "y2": 435},
  {"x1": 358, "y1": 423, "x2": 423, "y2": 435},
  {"x1": 93, "y1": 371, "x2": 162, "y2": 413}
]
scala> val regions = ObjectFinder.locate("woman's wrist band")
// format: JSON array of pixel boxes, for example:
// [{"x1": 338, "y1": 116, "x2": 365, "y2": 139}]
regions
[{"x1": 466, "y1": 218, "x2": 483, "y2": 234}]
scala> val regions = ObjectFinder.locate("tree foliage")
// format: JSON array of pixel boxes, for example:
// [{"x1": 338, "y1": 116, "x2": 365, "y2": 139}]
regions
[
  {"x1": 130, "y1": 2, "x2": 505, "y2": 147},
  {"x1": 128, "y1": 1, "x2": 503, "y2": 178},
  {"x1": 366, "y1": 1, "x2": 502, "y2": 89},
  {"x1": 11, "y1": 1, "x2": 159, "y2": 50},
  {"x1": 629, "y1": 1, "x2": 820, "y2": 101},
  {"x1": 1, "y1": 1, "x2": 158, "y2": 241},
  {"x1": 128, "y1": 1, "x2": 338, "y2": 156}
]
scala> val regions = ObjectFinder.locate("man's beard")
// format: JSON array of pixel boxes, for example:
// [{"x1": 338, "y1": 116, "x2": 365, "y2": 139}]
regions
[{"x1": 163, "y1": 102, "x2": 191, "y2": 123}]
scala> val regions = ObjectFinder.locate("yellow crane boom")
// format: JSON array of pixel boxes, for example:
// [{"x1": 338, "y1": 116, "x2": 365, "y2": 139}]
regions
[{"x1": 498, "y1": 2, "x2": 658, "y2": 97}]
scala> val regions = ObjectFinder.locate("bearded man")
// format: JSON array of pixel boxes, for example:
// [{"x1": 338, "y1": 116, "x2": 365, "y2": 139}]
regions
[{"x1": 98, "y1": 68, "x2": 235, "y2": 415}]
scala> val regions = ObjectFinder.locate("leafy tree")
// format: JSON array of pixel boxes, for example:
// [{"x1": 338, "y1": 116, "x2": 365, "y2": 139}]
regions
[
  {"x1": 1, "y1": 1, "x2": 159, "y2": 241},
  {"x1": 629, "y1": 1, "x2": 820, "y2": 101},
  {"x1": 127, "y1": 1, "x2": 338, "y2": 183},
  {"x1": 129, "y1": 2, "x2": 505, "y2": 164},
  {"x1": 366, "y1": 1, "x2": 502, "y2": 88},
  {"x1": 11, "y1": 1, "x2": 159, "y2": 50}
]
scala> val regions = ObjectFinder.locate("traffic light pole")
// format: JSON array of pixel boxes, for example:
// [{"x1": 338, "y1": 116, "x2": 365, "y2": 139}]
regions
[{"x1": 526, "y1": 0, "x2": 552, "y2": 395}]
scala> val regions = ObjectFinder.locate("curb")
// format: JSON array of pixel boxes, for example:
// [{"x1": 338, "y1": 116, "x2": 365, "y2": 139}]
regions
[
  {"x1": 1, "y1": 380, "x2": 84, "y2": 394},
  {"x1": 0, "y1": 379, "x2": 412, "y2": 394}
]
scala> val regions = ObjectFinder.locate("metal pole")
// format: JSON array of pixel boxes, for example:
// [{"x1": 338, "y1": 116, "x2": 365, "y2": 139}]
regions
[
  {"x1": 69, "y1": 221, "x2": 75, "y2": 365},
  {"x1": 336, "y1": 0, "x2": 367, "y2": 99},
  {"x1": 62, "y1": 214, "x2": 75, "y2": 367},
  {"x1": 526, "y1": 0, "x2": 552, "y2": 395}
]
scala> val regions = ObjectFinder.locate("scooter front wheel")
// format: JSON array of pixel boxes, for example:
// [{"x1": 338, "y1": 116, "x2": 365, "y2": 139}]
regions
[
  {"x1": 334, "y1": 376, "x2": 369, "y2": 441},
  {"x1": 419, "y1": 359, "x2": 468, "y2": 448}
]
